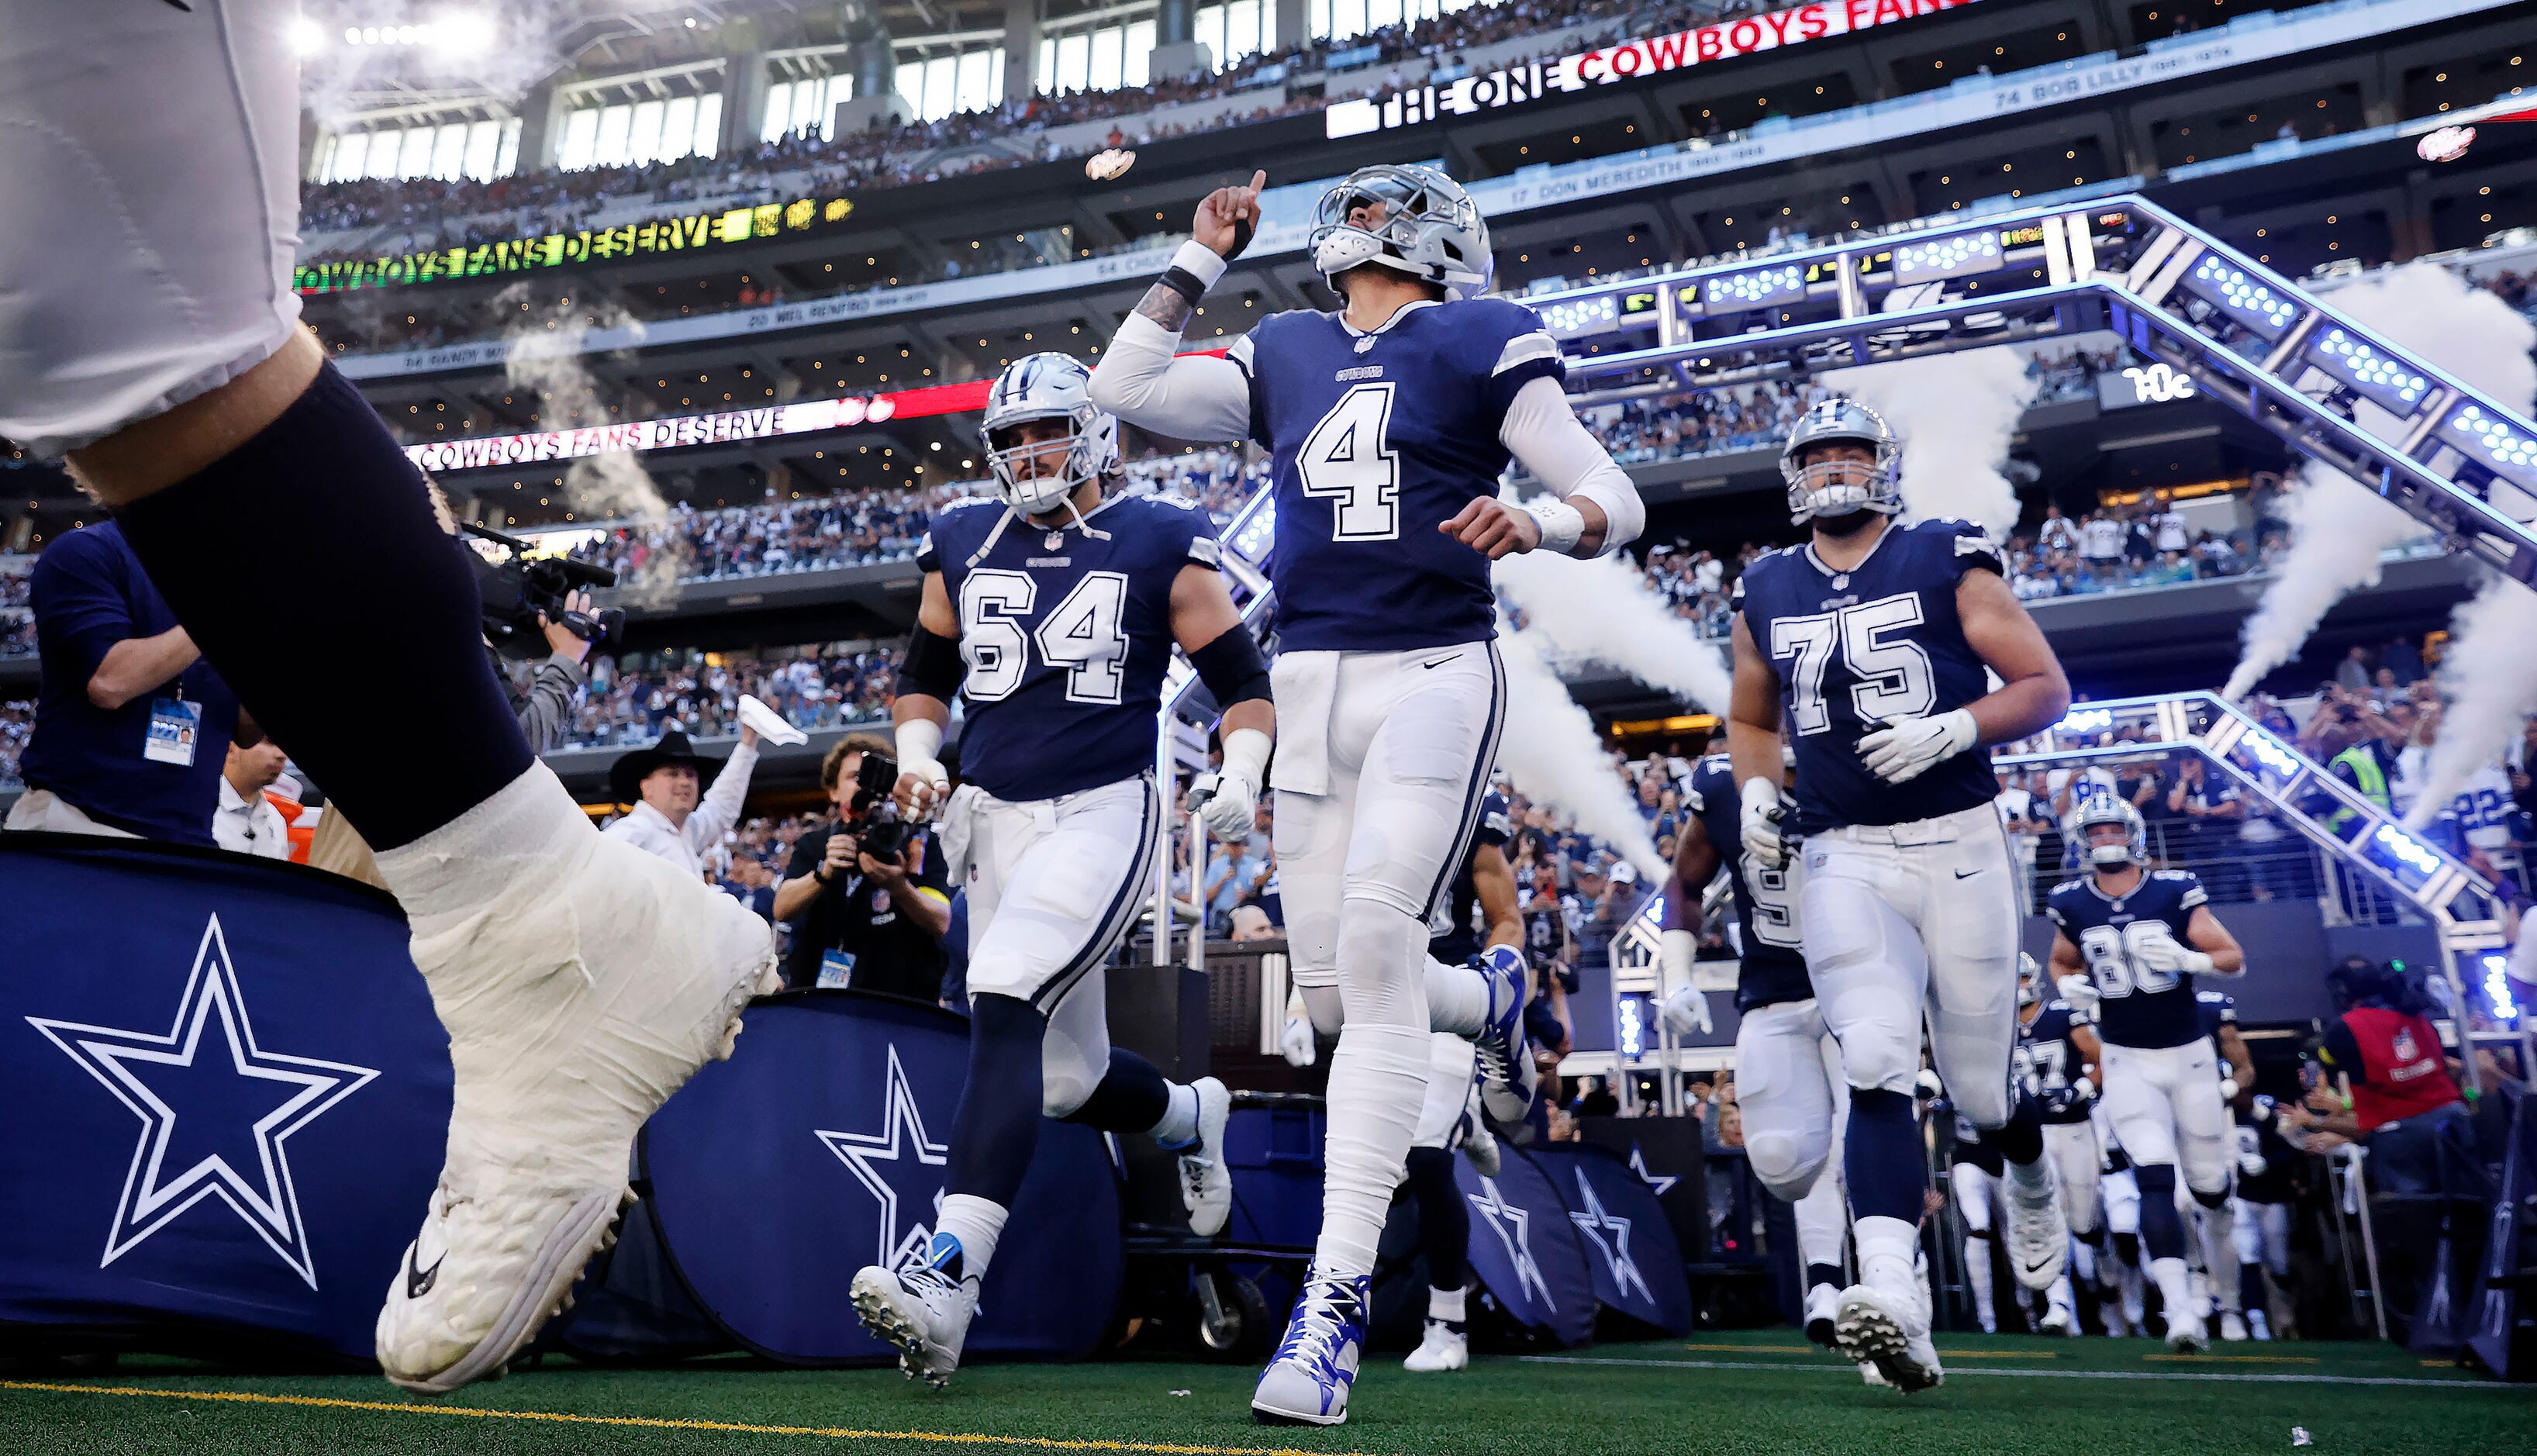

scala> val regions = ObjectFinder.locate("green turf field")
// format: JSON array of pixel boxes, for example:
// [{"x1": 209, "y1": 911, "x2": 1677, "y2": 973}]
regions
[{"x1": 5, "y1": 1334, "x2": 2528, "y2": 1455}]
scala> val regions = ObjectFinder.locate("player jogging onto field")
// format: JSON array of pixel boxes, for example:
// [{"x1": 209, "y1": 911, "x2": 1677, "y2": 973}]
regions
[
  {"x1": 849, "y1": 354, "x2": 1272, "y2": 1385},
  {"x1": 2045, "y1": 796, "x2": 2246, "y2": 1351},
  {"x1": 1089, "y1": 162, "x2": 1643, "y2": 1426},
  {"x1": 1727, "y1": 397, "x2": 2073, "y2": 1392},
  {"x1": 1662, "y1": 746, "x2": 1866, "y2": 1353}
]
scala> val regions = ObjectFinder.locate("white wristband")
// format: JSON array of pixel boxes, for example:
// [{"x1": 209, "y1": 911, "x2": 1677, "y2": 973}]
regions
[
  {"x1": 895, "y1": 719, "x2": 946, "y2": 776},
  {"x1": 1526, "y1": 498, "x2": 1586, "y2": 554},
  {"x1": 1219, "y1": 726, "x2": 1272, "y2": 789},
  {"x1": 1171, "y1": 239, "x2": 1228, "y2": 292}
]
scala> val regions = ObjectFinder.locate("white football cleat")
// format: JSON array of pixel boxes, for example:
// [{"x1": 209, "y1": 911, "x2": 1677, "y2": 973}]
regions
[
  {"x1": 373, "y1": 767, "x2": 778, "y2": 1393},
  {"x1": 2218, "y1": 1309, "x2": 2249, "y2": 1343},
  {"x1": 1401, "y1": 1318, "x2": 1469, "y2": 1372},
  {"x1": 1835, "y1": 1279, "x2": 1943, "y2": 1393},
  {"x1": 2003, "y1": 1163, "x2": 2070, "y2": 1292},
  {"x1": 851, "y1": 1236, "x2": 981, "y2": 1389},
  {"x1": 2038, "y1": 1299, "x2": 2075, "y2": 1337},
  {"x1": 1461, "y1": 1113, "x2": 1502, "y2": 1179},
  {"x1": 1804, "y1": 1282, "x2": 1840, "y2": 1348},
  {"x1": 1252, "y1": 1271, "x2": 1369, "y2": 1426},
  {"x1": 1181, "y1": 1077, "x2": 1233, "y2": 1237},
  {"x1": 2165, "y1": 1308, "x2": 2210, "y2": 1354}
]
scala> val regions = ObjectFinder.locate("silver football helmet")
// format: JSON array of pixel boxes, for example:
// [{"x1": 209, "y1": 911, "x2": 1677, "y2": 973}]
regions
[
  {"x1": 1780, "y1": 396, "x2": 1900, "y2": 523},
  {"x1": 2018, "y1": 951, "x2": 2043, "y2": 1007},
  {"x1": 2074, "y1": 795, "x2": 2147, "y2": 868},
  {"x1": 979, "y1": 353, "x2": 1118, "y2": 515},
  {"x1": 1309, "y1": 164, "x2": 1493, "y2": 302}
]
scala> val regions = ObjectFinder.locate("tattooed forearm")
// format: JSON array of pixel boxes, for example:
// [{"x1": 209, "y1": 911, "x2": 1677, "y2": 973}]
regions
[{"x1": 1134, "y1": 282, "x2": 1196, "y2": 331}]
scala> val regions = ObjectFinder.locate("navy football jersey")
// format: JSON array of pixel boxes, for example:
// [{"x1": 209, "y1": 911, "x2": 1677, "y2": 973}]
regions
[
  {"x1": 1227, "y1": 298, "x2": 1563, "y2": 652},
  {"x1": 2015, "y1": 999, "x2": 2094, "y2": 1124},
  {"x1": 1686, "y1": 754, "x2": 1810, "y2": 1011},
  {"x1": 918, "y1": 492, "x2": 1221, "y2": 802},
  {"x1": 1732, "y1": 518, "x2": 2004, "y2": 833},
  {"x1": 1429, "y1": 789, "x2": 1512, "y2": 963},
  {"x1": 2046, "y1": 868, "x2": 2211, "y2": 1050}
]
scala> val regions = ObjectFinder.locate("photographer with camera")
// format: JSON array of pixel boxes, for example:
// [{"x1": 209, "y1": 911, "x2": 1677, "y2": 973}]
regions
[{"x1": 775, "y1": 733, "x2": 950, "y2": 997}]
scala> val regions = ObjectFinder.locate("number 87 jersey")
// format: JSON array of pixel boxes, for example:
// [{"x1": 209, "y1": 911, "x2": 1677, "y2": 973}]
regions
[{"x1": 1228, "y1": 297, "x2": 1564, "y2": 654}]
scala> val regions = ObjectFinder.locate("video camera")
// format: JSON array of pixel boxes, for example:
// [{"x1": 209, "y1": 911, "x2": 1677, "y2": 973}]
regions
[
  {"x1": 848, "y1": 749, "x2": 915, "y2": 862},
  {"x1": 463, "y1": 521, "x2": 625, "y2": 660}
]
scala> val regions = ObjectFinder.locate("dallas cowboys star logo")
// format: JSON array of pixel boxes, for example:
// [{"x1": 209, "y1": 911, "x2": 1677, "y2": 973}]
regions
[
  {"x1": 27, "y1": 915, "x2": 378, "y2": 1289},
  {"x1": 1627, "y1": 1144, "x2": 1678, "y2": 1196},
  {"x1": 1569, "y1": 1170, "x2": 1652, "y2": 1303},
  {"x1": 814, "y1": 1046, "x2": 949, "y2": 1272},
  {"x1": 1467, "y1": 1175, "x2": 1555, "y2": 1309}
]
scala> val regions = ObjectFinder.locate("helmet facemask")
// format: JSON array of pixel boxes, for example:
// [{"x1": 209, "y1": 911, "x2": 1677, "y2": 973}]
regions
[
  {"x1": 2078, "y1": 800, "x2": 2147, "y2": 868},
  {"x1": 984, "y1": 407, "x2": 1104, "y2": 516},
  {"x1": 1309, "y1": 164, "x2": 1492, "y2": 302}
]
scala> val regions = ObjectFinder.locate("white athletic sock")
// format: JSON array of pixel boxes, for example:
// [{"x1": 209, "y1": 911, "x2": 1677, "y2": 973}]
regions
[
  {"x1": 1148, "y1": 1082, "x2": 1200, "y2": 1147},
  {"x1": 1963, "y1": 1234, "x2": 1997, "y2": 1332},
  {"x1": 2118, "y1": 1258, "x2": 2147, "y2": 1325},
  {"x1": 1793, "y1": 1168, "x2": 1850, "y2": 1276},
  {"x1": 1314, "y1": 1022, "x2": 1430, "y2": 1277},
  {"x1": 2005, "y1": 1155, "x2": 2052, "y2": 1197},
  {"x1": 2047, "y1": 1272, "x2": 2075, "y2": 1312},
  {"x1": 1424, "y1": 957, "x2": 1489, "y2": 1037},
  {"x1": 1854, "y1": 1215, "x2": 1921, "y2": 1292},
  {"x1": 1428, "y1": 1285, "x2": 1467, "y2": 1323},
  {"x1": 2195, "y1": 1202, "x2": 2240, "y2": 1310},
  {"x1": 936, "y1": 1193, "x2": 1009, "y2": 1283},
  {"x1": 2149, "y1": 1254, "x2": 2194, "y2": 1318}
]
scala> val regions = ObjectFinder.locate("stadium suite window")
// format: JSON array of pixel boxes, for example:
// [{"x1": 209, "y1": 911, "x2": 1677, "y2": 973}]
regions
[
  {"x1": 1308, "y1": 0, "x2": 1473, "y2": 48},
  {"x1": 1037, "y1": 20, "x2": 1151, "y2": 94},
  {"x1": 562, "y1": 93, "x2": 720, "y2": 169},
  {"x1": 892, "y1": 46, "x2": 1004, "y2": 123},
  {"x1": 311, "y1": 116, "x2": 521, "y2": 185}
]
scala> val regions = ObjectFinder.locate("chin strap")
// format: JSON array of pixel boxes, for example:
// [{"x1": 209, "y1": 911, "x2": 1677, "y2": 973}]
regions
[{"x1": 962, "y1": 487, "x2": 1112, "y2": 568}]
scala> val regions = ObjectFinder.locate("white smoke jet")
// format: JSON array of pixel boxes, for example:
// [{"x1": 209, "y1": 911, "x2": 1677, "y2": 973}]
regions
[
  {"x1": 1496, "y1": 619, "x2": 1666, "y2": 882},
  {"x1": 2223, "y1": 263, "x2": 2535, "y2": 702},
  {"x1": 2405, "y1": 579, "x2": 2537, "y2": 830},
  {"x1": 497, "y1": 286, "x2": 690, "y2": 606},
  {"x1": 1826, "y1": 347, "x2": 2034, "y2": 539},
  {"x1": 1494, "y1": 547, "x2": 1734, "y2": 712}
]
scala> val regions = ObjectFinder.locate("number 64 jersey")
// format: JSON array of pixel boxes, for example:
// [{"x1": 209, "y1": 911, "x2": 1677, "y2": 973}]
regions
[
  {"x1": 2046, "y1": 870, "x2": 2211, "y2": 1051},
  {"x1": 1731, "y1": 517, "x2": 2004, "y2": 833},
  {"x1": 918, "y1": 492, "x2": 1222, "y2": 804},
  {"x1": 1227, "y1": 298, "x2": 1564, "y2": 654}
]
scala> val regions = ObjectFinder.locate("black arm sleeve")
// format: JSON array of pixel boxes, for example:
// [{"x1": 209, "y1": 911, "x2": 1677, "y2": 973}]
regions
[
  {"x1": 899, "y1": 623, "x2": 963, "y2": 699},
  {"x1": 1189, "y1": 625, "x2": 1272, "y2": 706}
]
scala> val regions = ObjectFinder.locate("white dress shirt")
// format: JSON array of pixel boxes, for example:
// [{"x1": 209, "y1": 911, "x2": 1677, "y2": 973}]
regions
[
  {"x1": 212, "y1": 776, "x2": 292, "y2": 858},
  {"x1": 603, "y1": 740, "x2": 760, "y2": 878}
]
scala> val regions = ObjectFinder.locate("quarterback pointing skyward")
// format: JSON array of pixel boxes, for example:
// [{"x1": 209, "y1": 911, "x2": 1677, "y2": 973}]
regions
[{"x1": 1089, "y1": 162, "x2": 1643, "y2": 1427}]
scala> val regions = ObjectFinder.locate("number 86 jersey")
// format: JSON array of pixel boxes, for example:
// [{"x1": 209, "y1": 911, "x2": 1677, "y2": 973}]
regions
[
  {"x1": 2046, "y1": 869, "x2": 2211, "y2": 1050},
  {"x1": 919, "y1": 493, "x2": 1223, "y2": 804},
  {"x1": 1228, "y1": 298, "x2": 1564, "y2": 654}
]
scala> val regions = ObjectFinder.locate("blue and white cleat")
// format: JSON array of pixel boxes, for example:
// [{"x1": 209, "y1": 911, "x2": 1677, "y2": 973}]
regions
[
  {"x1": 1472, "y1": 945, "x2": 1538, "y2": 1125},
  {"x1": 1251, "y1": 1270, "x2": 1369, "y2": 1426},
  {"x1": 851, "y1": 1233, "x2": 979, "y2": 1390}
]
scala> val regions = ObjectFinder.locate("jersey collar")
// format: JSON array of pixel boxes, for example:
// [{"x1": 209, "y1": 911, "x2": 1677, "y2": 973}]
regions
[
  {"x1": 1340, "y1": 298, "x2": 1441, "y2": 338},
  {"x1": 1803, "y1": 517, "x2": 1898, "y2": 579}
]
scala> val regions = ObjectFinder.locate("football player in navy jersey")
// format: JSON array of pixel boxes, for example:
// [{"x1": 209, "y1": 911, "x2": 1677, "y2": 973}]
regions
[
  {"x1": 1662, "y1": 748, "x2": 1866, "y2": 1353},
  {"x1": 2014, "y1": 954, "x2": 2100, "y2": 1334},
  {"x1": 2190, "y1": 988, "x2": 2259, "y2": 1340},
  {"x1": 1089, "y1": 163, "x2": 1645, "y2": 1427},
  {"x1": 2045, "y1": 797, "x2": 2246, "y2": 1351},
  {"x1": 850, "y1": 354, "x2": 1275, "y2": 1388},
  {"x1": 1937, "y1": 1098, "x2": 2012, "y2": 1335},
  {"x1": 1727, "y1": 398, "x2": 2073, "y2": 1390}
]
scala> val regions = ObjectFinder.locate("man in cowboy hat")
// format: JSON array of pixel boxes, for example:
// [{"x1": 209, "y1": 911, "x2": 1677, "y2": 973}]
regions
[{"x1": 604, "y1": 723, "x2": 763, "y2": 878}]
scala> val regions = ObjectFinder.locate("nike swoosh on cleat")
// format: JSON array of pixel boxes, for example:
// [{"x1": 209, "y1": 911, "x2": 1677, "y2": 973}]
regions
[{"x1": 406, "y1": 1247, "x2": 444, "y2": 1300}]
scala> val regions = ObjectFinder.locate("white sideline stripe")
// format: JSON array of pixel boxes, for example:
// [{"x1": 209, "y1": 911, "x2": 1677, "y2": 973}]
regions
[{"x1": 1516, "y1": 1354, "x2": 2518, "y2": 1389}]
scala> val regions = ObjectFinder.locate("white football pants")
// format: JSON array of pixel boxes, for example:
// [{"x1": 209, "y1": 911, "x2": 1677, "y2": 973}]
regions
[{"x1": 2099, "y1": 1039, "x2": 2234, "y2": 1198}]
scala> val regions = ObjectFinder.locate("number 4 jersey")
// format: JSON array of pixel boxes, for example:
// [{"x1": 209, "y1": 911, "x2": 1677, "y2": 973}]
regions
[
  {"x1": 1227, "y1": 298, "x2": 1564, "y2": 653},
  {"x1": 1732, "y1": 517, "x2": 2004, "y2": 833},
  {"x1": 919, "y1": 492, "x2": 1223, "y2": 803},
  {"x1": 2046, "y1": 869, "x2": 2211, "y2": 1050}
]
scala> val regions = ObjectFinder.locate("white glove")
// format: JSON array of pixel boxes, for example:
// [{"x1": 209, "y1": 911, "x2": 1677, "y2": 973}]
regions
[
  {"x1": 1915, "y1": 1068, "x2": 1945, "y2": 1100},
  {"x1": 1858, "y1": 708, "x2": 1980, "y2": 785},
  {"x1": 893, "y1": 719, "x2": 952, "y2": 820},
  {"x1": 1662, "y1": 985, "x2": 1714, "y2": 1038},
  {"x1": 2219, "y1": 1075, "x2": 2242, "y2": 1103},
  {"x1": 2130, "y1": 927, "x2": 2214, "y2": 976},
  {"x1": 1189, "y1": 726, "x2": 1270, "y2": 844},
  {"x1": 2072, "y1": 1073, "x2": 2097, "y2": 1104},
  {"x1": 1279, "y1": 1016, "x2": 1317, "y2": 1068},
  {"x1": 2237, "y1": 1149, "x2": 2269, "y2": 1179},
  {"x1": 2055, "y1": 974, "x2": 2102, "y2": 1017},
  {"x1": 1740, "y1": 777, "x2": 1789, "y2": 869}
]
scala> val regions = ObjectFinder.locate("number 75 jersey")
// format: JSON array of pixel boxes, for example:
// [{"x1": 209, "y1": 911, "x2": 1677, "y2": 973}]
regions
[
  {"x1": 918, "y1": 492, "x2": 1222, "y2": 804},
  {"x1": 1731, "y1": 517, "x2": 2005, "y2": 833},
  {"x1": 1227, "y1": 298, "x2": 1565, "y2": 654}
]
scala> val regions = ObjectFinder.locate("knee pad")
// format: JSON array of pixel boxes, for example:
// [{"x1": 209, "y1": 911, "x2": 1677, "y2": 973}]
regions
[
  {"x1": 1834, "y1": 1024, "x2": 1918, "y2": 1098},
  {"x1": 1746, "y1": 1133, "x2": 1828, "y2": 1202},
  {"x1": 1040, "y1": 1045, "x2": 1102, "y2": 1120},
  {"x1": 1334, "y1": 899, "x2": 1426, "y2": 1028}
]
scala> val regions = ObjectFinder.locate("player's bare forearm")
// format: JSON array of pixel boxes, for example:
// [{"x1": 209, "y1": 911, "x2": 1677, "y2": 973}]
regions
[
  {"x1": 2050, "y1": 933, "x2": 2085, "y2": 976},
  {"x1": 1219, "y1": 696, "x2": 1275, "y2": 742},
  {"x1": 1667, "y1": 816, "x2": 1720, "y2": 928},
  {"x1": 893, "y1": 692, "x2": 952, "y2": 732},
  {"x1": 1473, "y1": 844, "x2": 1522, "y2": 950},
  {"x1": 1727, "y1": 616, "x2": 1786, "y2": 790},
  {"x1": 2187, "y1": 904, "x2": 2246, "y2": 975},
  {"x1": 1957, "y1": 568, "x2": 2070, "y2": 744},
  {"x1": 2073, "y1": 1023, "x2": 2102, "y2": 1085}
]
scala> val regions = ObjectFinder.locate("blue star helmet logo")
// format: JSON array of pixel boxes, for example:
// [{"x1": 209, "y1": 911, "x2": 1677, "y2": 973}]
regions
[{"x1": 27, "y1": 915, "x2": 379, "y2": 1289}]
